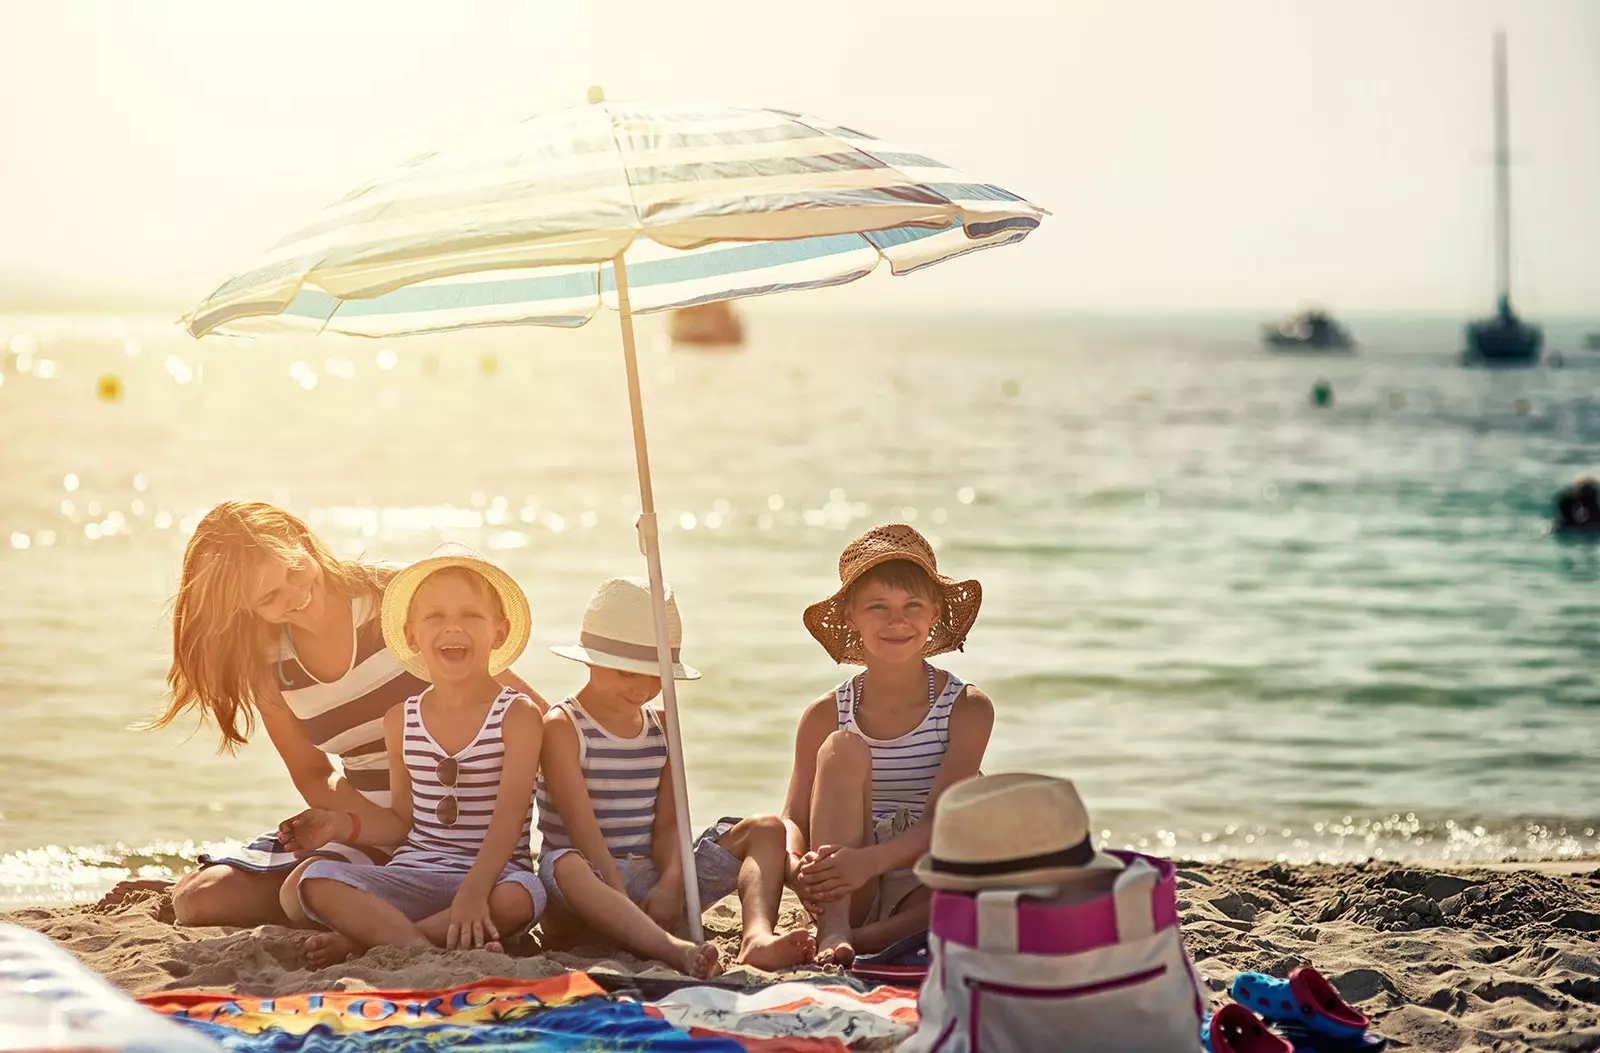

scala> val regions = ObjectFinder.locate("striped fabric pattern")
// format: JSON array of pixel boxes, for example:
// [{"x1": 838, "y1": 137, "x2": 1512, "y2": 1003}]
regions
[
  {"x1": 534, "y1": 697, "x2": 667, "y2": 858},
  {"x1": 276, "y1": 593, "x2": 427, "y2": 808},
  {"x1": 197, "y1": 835, "x2": 387, "y2": 875},
  {"x1": 391, "y1": 685, "x2": 534, "y2": 871},
  {"x1": 837, "y1": 668, "x2": 967, "y2": 823},
  {"x1": 182, "y1": 102, "x2": 1045, "y2": 339}
]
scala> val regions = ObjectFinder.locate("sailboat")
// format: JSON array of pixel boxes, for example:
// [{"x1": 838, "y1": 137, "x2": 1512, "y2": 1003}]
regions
[{"x1": 1464, "y1": 31, "x2": 1542, "y2": 365}]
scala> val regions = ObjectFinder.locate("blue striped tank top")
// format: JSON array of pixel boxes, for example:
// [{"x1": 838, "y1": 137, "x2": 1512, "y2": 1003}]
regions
[
  {"x1": 273, "y1": 591, "x2": 427, "y2": 809},
  {"x1": 389, "y1": 685, "x2": 534, "y2": 872},
  {"x1": 837, "y1": 665, "x2": 966, "y2": 823},
  {"x1": 534, "y1": 697, "x2": 667, "y2": 858}
]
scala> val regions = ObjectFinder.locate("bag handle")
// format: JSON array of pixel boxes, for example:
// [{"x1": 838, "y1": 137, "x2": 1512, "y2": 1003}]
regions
[
  {"x1": 974, "y1": 858, "x2": 1161, "y2": 952},
  {"x1": 1111, "y1": 856, "x2": 1159, "y2": 942},
  {"x1": 974, "y1": 888, "x2": 1025, "y2": 953}
]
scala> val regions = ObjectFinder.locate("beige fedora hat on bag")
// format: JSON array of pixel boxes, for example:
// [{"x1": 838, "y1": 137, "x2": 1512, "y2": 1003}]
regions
[
  {"x1": 914, "y1": 773, "x2": 1125, "y2": 891},
  {"x1": 550, "y1": 576, "x2": 701, "y2": 680},
  {"x1": 380, "y1": 542, "x2": 532, "y2": 682}
]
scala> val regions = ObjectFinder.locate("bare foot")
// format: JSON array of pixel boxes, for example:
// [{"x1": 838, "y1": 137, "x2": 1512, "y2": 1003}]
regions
[
  {"x1": 678, "y1": 939, "x2": 723, "y2": 979},
  {"x1": 735, "y1": 929, "x2": 817, "y2": 970},
  {"x1": 303, "y1": 932, "x2": 357, "y2": 969},
  {"x1": 814, "y1": 928, "x2": 855, "y2": 968}
]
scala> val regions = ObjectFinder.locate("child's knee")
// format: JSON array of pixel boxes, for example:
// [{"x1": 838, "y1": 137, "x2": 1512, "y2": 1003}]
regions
[
  {"x1": 551, "y1": 852, "x2": 595, "y2": 891},
  {"x1": 297, "y1": 876, "x2": 335, "y2": 912},
  {"x1": 278, "y1": 860, "x2": 316, "y2": 922},
  {"x1": 719, "y1": 814, "x2": 785, "y2": 856},
  {"x1": 817, "y1": 730, "x2": 870, "y2": 773},
  {"x1": 489, "y1": 882, "x2": 535, "y2": 926}
]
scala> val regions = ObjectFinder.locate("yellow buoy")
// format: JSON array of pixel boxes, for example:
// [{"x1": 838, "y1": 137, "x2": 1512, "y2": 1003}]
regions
[
  {"x1": 96, "y1": 375, "x2": 123, "y2": 402},
  {"x1": 479, "y1": 354, "x2": 499, "y2": 376}
]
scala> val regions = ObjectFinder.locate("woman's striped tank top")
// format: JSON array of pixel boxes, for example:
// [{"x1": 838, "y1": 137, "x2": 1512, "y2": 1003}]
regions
[
  {"x1": 836, "y1": 665, "x2": 966, "y2": 823},
  {"x1": 390, "y1": 685, "x2": 534, "y2": 871},
  {"x1": 534, "y1": 697, "x2": 667, "y2": 859},
  {"x1": 273, "y1": 591, "x2": 426, "y2": 809}
]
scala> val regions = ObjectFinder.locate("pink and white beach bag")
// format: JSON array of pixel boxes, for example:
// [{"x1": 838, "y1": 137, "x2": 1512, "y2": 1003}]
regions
[{"x1": 899, "y1": 851, "x2": 1207, "y2": 1053}]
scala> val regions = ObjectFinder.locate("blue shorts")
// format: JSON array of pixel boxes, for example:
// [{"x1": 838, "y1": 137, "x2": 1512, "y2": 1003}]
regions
[
  {"x1": 299, "y1": 858, "x2": 547, "y2": 929},
  {"x1": 537, "y1": 818, "x2": 742, "y2": 912}
]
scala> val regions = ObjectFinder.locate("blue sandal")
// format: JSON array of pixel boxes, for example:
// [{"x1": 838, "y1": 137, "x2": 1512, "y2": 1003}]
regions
[
  {"x1": 1203, "y1": 1003, "x2": 1295, "y2": 1053},
  {"x1": 848, "y1": 930, "x2": 930, "y2": 984},
  {"x1": 1230, "y1": 967, "x2": 1372, "y2": 1043}
]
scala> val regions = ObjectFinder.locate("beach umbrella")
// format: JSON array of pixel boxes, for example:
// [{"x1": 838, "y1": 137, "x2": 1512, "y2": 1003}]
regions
[{"x1": 182, "y1": 90, "x2": 1046, "y2": 941}]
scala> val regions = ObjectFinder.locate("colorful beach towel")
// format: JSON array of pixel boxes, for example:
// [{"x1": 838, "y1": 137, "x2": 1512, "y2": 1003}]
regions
[
  {"x1": 140, "y1": 974, "x2": 604, "y2": 1034},
  {"x1": 647, "y1": 979, "x2": 920, "y2": 1049},
  {"x1": 140, "y1": 973, "x2": 920, "y2": 1052},
  {"x1": 166, "y1": 999, "x2": 746, "y2": 1052}
]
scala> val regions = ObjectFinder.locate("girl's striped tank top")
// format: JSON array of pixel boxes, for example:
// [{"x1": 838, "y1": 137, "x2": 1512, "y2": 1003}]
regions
[
  {"x1": 836, "y1": 665, "x2": 967, "y2": 823},
  {"x1": 534, "y1": 697, "x2": 667, "y2": 858},
  {"x1": 390, "y1": 685, "x2": 533, "y2": 871}
]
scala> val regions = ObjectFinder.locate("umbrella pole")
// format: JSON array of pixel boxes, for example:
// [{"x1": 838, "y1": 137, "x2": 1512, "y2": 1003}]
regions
[{"x1": 611, "y1": 252, "x2": 705, "y2": 944}]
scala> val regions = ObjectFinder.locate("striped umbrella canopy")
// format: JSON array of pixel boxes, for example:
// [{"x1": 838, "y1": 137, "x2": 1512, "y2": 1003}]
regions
[
  {"x1": 183, "y1": 99, "x2": 1044, "y2": 338},
  {"x1": 183, "y1": 95, "x2": 1046, "y2": 941}
]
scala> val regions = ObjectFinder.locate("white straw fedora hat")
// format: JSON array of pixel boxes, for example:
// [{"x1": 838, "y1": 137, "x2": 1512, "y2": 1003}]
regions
[
  {"x1": 914, "y1": 773, "x2": 1124, "y2": 891},
  {"x1": 380, "y1": 542, "x2": 532, "y2": 682},
  {"x1": 550, "y1": 576, "x2": 701, "y2": 680}
]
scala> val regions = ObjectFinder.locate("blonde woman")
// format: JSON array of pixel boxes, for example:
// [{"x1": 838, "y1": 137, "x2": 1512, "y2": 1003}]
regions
[{"x1": 153, "y1": 501, "x2": 545, "y2": 928}]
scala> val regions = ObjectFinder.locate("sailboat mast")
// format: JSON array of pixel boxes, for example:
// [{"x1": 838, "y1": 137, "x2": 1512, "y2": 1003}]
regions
[{"x1": 1493, "y1": 29, "x2": 1511, "y2": 312}]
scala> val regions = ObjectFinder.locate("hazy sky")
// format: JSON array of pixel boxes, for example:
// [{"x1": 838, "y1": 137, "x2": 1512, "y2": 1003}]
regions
[{"x1": 2, "y1": 0, "x2": 1597, "y2": 313}]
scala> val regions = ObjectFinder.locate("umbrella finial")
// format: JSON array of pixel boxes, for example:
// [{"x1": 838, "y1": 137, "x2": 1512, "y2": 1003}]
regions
[{"x1": 587, "y1": 85, "x2": 605, "y2": 104}]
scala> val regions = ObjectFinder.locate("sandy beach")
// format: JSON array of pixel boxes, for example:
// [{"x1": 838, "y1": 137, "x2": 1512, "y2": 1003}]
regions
[{"x1": 8, "y1": 857, "x2": 1600, "y2": 1050}]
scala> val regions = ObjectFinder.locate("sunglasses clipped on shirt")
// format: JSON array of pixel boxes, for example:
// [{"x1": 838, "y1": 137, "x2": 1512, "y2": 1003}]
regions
[{"x1": 436, "y1": 756, "x2": 459, "y2": 827}]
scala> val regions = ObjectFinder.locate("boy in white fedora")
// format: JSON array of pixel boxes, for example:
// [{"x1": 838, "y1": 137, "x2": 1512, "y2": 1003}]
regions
[
  {"x1": 534, "y1": 577, "x2": 815, "y2": 978},
  {"x1": 285, "y1": 543, "x2": 548, "y2": 967},
  {"x1": 780, "y1": 524, "x2": 996, "y2": 967}
]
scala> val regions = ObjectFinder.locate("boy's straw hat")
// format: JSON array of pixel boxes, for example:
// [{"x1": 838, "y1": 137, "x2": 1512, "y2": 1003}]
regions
[
  {"x1": 380, "y1": 542, "x2": 531, "y2": 682},
  {"x1": 914, "y1": 773, "x2": 1125, "y2": 891},
  {"x1": 550, "y1": 576, "x2": 701, "y2": 680},
  {"x1": 803, "y1": 524, "x2": 982, "y2": 665}
]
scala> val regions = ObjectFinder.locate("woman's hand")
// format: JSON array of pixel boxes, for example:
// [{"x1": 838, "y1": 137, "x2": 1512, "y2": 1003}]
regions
[
  {"x1": 278, "y1": 809, "x2": 348, "y2": 856},
  {"x1": 796, "y1": 845, "x2": 876, "y2": 906},
  {"x1": 446, "y1": 887, "x2": 500, "y2": 950}
]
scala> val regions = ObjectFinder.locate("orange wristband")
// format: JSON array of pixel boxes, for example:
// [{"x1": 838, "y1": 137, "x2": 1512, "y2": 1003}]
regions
[{"x1": 347, "y1": 812, "x2": 361, "y2": 843}]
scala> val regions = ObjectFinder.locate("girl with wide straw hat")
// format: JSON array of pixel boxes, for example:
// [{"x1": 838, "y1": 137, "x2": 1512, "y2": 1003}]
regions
[{"x1": 778, "y1": 524, "x2": 995, "y2": 967}]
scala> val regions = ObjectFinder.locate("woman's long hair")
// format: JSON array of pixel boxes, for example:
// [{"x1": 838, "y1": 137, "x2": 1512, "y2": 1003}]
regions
[{"x1": 149, "y1": 501, "x2": 388, "y2": 752}]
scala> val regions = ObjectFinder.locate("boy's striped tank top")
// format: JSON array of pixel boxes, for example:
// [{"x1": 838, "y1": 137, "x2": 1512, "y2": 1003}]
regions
[
  {"x1": 534, "y1": 697, "x2": 667, "y2": 858},
  {"x1": 273, "y1": 591, "x2": 426, "y2": 808},
  {"x1": 391, "y1": 685, "x2": 534, "y2": 871},
  {"x1": 836, "y1": 664, "x2": 967, "y2": 823}
]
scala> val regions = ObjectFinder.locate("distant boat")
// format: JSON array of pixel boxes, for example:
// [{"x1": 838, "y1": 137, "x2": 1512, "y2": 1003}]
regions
[
  {"x1": 1263, "y1": 309, "x2": 1354, "y2": 352},
  {"x1": 668, "y1": 301, "x2": 743, "y2": 348},
  {"x1": 1464, "y1": 32, "x2": 1542, "y2": 366}
]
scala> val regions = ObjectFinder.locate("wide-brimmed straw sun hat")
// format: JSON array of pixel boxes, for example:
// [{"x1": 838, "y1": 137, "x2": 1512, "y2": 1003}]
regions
[
  {"x1": 380, "y1": 542, "x2": 531, "y2": 682},
  {"x1": 550, "y1": 576, "x2": 701, "y2": 680},
  {"x1": 802, "y1": 523, "x2": 982, "y2": 665},
  {"x1": 914, "y1": 773, "x2": 1125, "y2": 891}
]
